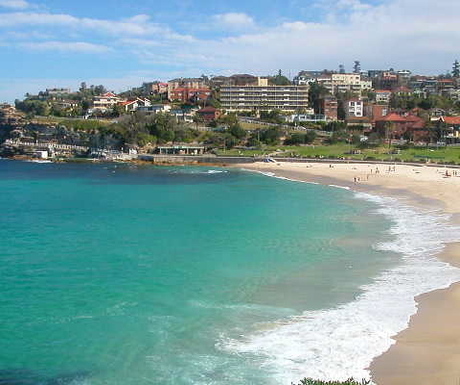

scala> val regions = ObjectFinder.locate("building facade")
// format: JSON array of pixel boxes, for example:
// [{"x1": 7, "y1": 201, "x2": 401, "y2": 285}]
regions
[
  {"x1": 92, "y1": 92, "x2": 124, "y2": 113},
  {"x1": 220, "y1": 84, "x2": 309, "y2": 112}
]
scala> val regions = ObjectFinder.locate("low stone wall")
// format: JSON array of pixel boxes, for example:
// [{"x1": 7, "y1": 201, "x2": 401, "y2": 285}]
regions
[{"x1": 137, "y1": 154, "x2": 256, "y2": 164}]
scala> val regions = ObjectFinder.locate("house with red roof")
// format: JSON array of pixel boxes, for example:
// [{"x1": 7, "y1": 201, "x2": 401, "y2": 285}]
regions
[
  {"x1": 118, "y1": 98, "x2": 151, "y2": 113},
  {"x1": 375, "y1": 112, "x2": 428, "y2": 143},
  {"x1": 439, "y1": 116, "x2": 460, "y2": 143},
  {"x1": 168, "y1": 87, "x2": 211, "y2": 104},
  {"x1": 92, "y1": 92, "x2": 125, "y2": 113},
  {"x1": 196, "y1": 106, "x2": 222, "y2": 122}
]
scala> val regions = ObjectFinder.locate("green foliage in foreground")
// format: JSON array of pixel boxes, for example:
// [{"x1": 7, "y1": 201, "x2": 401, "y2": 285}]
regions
[{"x1": 293, "y1": 378, "x2": 370, "y2": 385}]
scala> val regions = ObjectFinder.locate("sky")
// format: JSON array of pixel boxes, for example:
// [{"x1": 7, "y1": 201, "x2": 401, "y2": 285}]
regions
[{"x1": 0, "y1": 0, "x2": 459, "y2": 102}]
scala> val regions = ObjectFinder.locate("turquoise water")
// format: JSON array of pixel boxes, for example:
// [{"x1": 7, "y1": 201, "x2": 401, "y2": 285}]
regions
[{"x1": 0, "y1": 160, "x2": 400, "y2": 384}]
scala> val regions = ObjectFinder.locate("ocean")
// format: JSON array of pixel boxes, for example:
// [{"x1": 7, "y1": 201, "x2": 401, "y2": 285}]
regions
[{"x1": 1, "y1": 160, "x2": 459, "y2": 385}]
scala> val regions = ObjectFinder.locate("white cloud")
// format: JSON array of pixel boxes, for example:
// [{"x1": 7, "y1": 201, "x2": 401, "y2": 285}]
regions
[
  {"x1": 20, "y1": 41, "x2": 111, "y2": 53},
  {"x1": 1, "y1": 0, "x2": 460, "y2": 103},
  {"x1": 0, "y1": 12, "x2": 192, "y2": 41},
  {"x1": 159, "y1": 0, "x2": 460, "y2": 75},
  {"x1": 212, "y1": 12, "x2": 255, "y2": 30},
  {"x1": 0, "y1": 0, "x2": 30, "y2": 9}
]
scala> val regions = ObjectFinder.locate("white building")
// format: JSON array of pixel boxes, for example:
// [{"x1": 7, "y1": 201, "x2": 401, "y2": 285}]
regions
[
  {"x1": 220, "y1": 78, "x2": 309, "y2": 112},
  {"x1": 375, "y1": 90, "x2": 392, "y2": 104},
  {"x1": 119, "y1": 98, "x2": 152, "y2": 113},
  {"x1": 92, "y1": 92, "x2": 125, "y2": 113},
  {"x1": 295, "y1": 72, "x2": 373, "y2": 96},
  {"x1": 347, "y1": 99, "x2": 364, "y2": 118},
  {"x1": 137, "y1": 104, "x2": 172, "y2": 114}
]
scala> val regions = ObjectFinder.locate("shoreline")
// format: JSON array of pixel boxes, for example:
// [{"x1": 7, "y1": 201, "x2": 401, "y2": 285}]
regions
[{"x1": 232, "y1": 161, "x2": 460, "y2": 385}]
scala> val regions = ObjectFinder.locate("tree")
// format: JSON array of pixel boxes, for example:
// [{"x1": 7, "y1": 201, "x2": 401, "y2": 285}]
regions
[
  {"x1": 93, "y1": 85, "x2": 107, "y2": 95},
  {"x1": 284, "y1": 131, "x2": 317, "y2": 145},
  {"x1": 259, "y1": 127, "x2": 281, "y2": 145},
  {"x1": 339, "y1": 64, "x2": 345, "y2": 74},
  {"x1": 271, "y1": 69, "x2": 291, "y2": 85},
  {"x1": 308, "y1": 82, "x2": 329, "y2": 113},
  {"x1": 228, "y1": 123, "x2": 246, "y2": 139},
  {"x1": 452, "y1": 59, "x2": 460, "y2": 78},
  {"x1": 353, "y1": 60, "x2": 361, "y2": 74}
]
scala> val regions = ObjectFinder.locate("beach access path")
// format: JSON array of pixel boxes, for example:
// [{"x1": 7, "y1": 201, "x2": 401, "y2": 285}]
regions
[{"x1": 234, "y1": 161, "x2": 460, "y2": 385}]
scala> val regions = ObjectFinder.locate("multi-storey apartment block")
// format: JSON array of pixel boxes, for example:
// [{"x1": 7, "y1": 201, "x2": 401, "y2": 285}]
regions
[
  {"x1": 294, "y1": 71, "x2": 372, "y2": 96},
  {"x1": 220, "y1": 78, "x2": 309, "y2": 112}
]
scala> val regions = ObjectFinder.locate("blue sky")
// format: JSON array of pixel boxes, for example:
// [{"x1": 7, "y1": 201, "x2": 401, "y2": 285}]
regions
[{"x1": 0, "y1": 0, "x2": 458, "y2": 102}]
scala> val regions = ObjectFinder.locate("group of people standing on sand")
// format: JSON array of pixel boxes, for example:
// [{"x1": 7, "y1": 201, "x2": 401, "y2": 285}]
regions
[{"x1": 444, "y1": 169, "x2": 458, "y2": 177}]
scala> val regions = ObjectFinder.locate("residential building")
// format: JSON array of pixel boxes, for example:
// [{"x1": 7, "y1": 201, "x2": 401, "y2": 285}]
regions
[
  {"x1": 346, "y1": 99, "x2": 364, "y2": 118},
  {"x1": 439, "y1": 116, "x2": 460, "y2": 144},
  {"x1": 118, "y1": 98, "x2": 152, "y2": 113},
  {"x1": 285, "y1": 113, "x2": 326, "y2": 123},
  {"x1": 92, "y1": 92, "x2": 124, "y2": 113},
  {"x1": 170, "y1": 108, "x2": 197, "y2": 123},
  {"x1": 367, "y1": 104, "x2": 389, "y2": 122},
  {"x1": 196, "y1": 106, "x2": 222, "y2": 122},
  {"x1": 229, "y1": 74, "x2": 259, "y2": 86},
  {"x1": 375, "y1": 113, "x2": 427, "y2": 142},
  {"x1": 137, "y1": 104, "x2": 172, "y2": 114},
  {"x1": 219, "y1": 81, "x2": 309, "y2": 112},
  {"x1": 375, "y1": 90, "x2": 392, "y2": 104},
  {"x1": 295, "y1": 71, "x2": 372, "y2": 95},
  {"x1": 319, "y1": 97, "x2": 338, "y2": 120},
  {"x1": 167, "y1": 78, "x2": 208, "y2": 96},
  {"x1": 53, "y1": 100, "x2": 80, "y2": 110},
  {"x1": 168, "y1": 87, "x2": 211, "y2": 103},
  {"x1": 45, "y1": 88, "x2": 72, "y2": 96},
  {"x1": 378, "y1": 71, "x2": 400, "y2": 90},
  {"x1": 142, "y1": 82, "x2": 168, "y2": 96}
]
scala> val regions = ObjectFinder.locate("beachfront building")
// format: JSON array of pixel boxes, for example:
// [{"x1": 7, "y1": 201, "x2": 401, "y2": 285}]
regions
[
  {"x1": 156, "y1": 145, "x2": 205, "y2": 155},
  {"x1": 220, "y1": 78, "x2": 309, "y2": 112},
  {"x1": 375, "y1": 112, "x2": 427, "y2": 142}
]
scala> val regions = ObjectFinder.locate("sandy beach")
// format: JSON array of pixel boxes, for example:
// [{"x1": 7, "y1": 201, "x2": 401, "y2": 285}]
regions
[{"x1": 235, "y1": 161, "x2": 460, "y2": 385}]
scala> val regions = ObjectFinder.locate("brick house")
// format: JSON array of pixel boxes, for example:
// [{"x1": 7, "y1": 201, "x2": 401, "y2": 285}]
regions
[
  {"x1": 196, "y1": 106, "x2": 222, "y2": 122},
  {"x1": 168, "y1": 88, "x2": 211, "y2": 104}
]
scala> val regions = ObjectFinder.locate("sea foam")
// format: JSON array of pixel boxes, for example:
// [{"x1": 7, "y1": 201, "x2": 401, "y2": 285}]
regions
[{"x1": 222, "y1": 191, "x2": 460, "y2": 384}]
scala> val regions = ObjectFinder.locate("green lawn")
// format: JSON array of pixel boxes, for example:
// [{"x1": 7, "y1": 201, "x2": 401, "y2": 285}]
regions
[{"x1": 216, "y1": 145, "x2": 460, "y2": 164}]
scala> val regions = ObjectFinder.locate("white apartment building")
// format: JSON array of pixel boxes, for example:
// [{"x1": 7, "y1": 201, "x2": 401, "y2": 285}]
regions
[
  {"x1": 347, "y1": 99, "x2": 364, "y2": 118},
  {"x1": 220, "y1": 78, "x2": 309, "y2": 112},
  {"x1": 296, "y1": 72, "x2": 372, "y2": 96},
  {"x1": 375, "y1": 90, "x2": 392, "y2": 104}
]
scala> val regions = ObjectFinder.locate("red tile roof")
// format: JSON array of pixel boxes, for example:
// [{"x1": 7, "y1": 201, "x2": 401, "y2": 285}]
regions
[
  {"x1": 441, "y1": 116, "x2": 460, "y2": 125},
  {"x1": 198, "y1": 107, "x2": 218, "y2": 112},
  {"x1": 376, "y1": 113, "x2": 408, "y2": 122}
]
